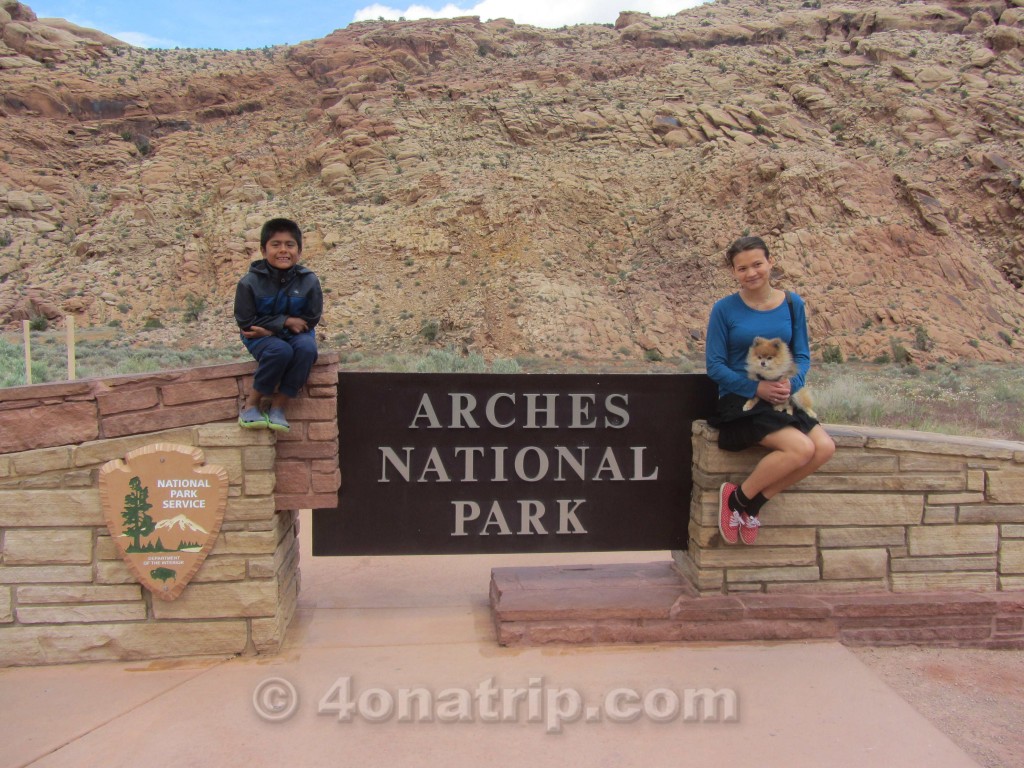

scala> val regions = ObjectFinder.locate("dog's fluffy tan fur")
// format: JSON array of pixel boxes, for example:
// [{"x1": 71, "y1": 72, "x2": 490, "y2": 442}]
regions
[{"x1": 742, "y1": 336, "x2": 817, "y2": 418}]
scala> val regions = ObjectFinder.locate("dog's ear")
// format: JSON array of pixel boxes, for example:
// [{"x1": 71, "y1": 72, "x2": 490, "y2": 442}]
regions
[
  {"x1": 770, "y1": 339, "x2": 783, "y2": 351},
  {"x1": 752, "y1": 336, "x2": 766, "y2": 344}
]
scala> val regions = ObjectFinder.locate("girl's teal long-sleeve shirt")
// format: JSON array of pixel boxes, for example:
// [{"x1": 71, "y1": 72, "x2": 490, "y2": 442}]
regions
[{"x1": 705, "y1": 292, "x2": 811, "y2": 399}]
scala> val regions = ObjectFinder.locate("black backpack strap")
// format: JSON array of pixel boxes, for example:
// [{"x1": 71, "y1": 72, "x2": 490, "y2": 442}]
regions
[{"x1": 785, "y1": 291, "x2": 796, "y2": 352}]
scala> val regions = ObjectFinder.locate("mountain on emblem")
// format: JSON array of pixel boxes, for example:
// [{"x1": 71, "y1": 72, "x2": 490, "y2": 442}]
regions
[{"x1": 155, "y1": 514, "x2": 209, "y2": 533}]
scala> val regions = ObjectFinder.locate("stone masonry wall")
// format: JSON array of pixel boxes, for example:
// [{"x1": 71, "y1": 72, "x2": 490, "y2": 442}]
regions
[
  {"x1": 0, "y1": 356, "x2": 340, "y2": 666},
  {"x1": 678, "y1": 421, "x2": 1024, "y2": 595},
  {"x1": 0, "y1": 423, "x2": 299, "y2": 666}
]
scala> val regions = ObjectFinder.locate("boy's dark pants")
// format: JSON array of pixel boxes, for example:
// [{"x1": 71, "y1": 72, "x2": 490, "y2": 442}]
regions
[{"x1": 243, "y1": 332, "x2": 318, "y2": 399}]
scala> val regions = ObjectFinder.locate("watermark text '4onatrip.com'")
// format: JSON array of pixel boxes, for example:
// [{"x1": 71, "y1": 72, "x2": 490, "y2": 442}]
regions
[{"x1": 252, "y1": 676, "x2": 739, "y2": 732}]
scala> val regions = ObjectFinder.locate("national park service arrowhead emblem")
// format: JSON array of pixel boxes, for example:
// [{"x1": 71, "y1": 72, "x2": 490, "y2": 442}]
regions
[{"x1": 99, "y1": 443, "x2": 228, "y2": 601}]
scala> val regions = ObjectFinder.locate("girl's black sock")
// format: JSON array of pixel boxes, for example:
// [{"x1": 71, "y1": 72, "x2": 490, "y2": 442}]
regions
[
  {"x1": 730, "y1": 486, "x2": 752, "y2": 513},
  {"x1": 749, "y1": 492, "x2": 768, "y2": 517}
]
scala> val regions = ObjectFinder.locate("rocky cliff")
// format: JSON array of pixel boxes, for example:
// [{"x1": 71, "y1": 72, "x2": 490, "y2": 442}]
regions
[{"x1": 1, "y1": 0, "x2": 1023, "y2": 363}]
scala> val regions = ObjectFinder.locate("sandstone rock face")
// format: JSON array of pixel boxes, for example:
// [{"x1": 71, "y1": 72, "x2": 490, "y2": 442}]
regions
[{"x1": 1, "y1": 0, "x2": 1023, "y2": 364}]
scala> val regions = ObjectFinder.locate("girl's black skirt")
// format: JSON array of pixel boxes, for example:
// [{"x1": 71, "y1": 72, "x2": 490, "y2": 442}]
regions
[{"x1": 708, "y1": 393, "x2": 820, "y2": 452}]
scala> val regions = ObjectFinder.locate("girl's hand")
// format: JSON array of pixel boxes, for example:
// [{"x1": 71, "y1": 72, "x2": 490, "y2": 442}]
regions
[{"x1": 757, "y1": 379, "x2": 791, "y2": 406}]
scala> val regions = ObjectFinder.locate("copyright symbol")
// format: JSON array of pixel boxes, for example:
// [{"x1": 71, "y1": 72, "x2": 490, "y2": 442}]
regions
[{"x1": 253, "y1": 677, "x2": 299, "y2": 722}]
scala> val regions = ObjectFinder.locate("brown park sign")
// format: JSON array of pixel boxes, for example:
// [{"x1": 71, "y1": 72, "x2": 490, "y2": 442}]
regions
[
  {"x1": 99, "y1": 443, "x2": 228, "y2": 600},
  {"x1": 314, "y1": 372, "x2": 718, "y2": 555}
]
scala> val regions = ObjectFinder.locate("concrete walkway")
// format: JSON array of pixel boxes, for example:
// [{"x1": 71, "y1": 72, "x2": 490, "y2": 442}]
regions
[{"x1": 0, "y1": 512, "x2": 980, "y2": 768}]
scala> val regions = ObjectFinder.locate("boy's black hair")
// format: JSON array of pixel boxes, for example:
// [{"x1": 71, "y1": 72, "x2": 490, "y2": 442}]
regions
[{"x1": 260, "y1": 218, "x2": 303, "y2": 251}]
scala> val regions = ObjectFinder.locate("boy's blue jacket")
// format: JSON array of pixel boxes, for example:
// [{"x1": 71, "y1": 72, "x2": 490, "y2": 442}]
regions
[{"x1": 233, "y1": 259, "x2": 322, "y2": 339}]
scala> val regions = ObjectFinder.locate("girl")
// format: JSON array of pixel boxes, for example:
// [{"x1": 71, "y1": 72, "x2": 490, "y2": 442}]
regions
[{"x1": 705, "y1": 236, "x2": 835, "y2": 544}]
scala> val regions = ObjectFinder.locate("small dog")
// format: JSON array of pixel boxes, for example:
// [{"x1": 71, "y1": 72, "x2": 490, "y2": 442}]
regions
[{"x1": 743, "y1": 336, "x2": 818, "y2": 418}]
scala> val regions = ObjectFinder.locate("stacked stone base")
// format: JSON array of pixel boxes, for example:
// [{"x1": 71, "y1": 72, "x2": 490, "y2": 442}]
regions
[
  {"x1": 490, "y1": 563, "x2": 1024, "y2": 648},
  {"x1": 0, "y1": 425, "x2": 301, "y2": 667}
]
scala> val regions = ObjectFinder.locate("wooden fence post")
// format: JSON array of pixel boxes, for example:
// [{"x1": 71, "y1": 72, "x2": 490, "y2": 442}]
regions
[
  {"x1": 66, "y1": 315, "x2": 76, "y2": 380},
  {"x1": 22, "y1": 319, "x2": 31, "y2": 385}
]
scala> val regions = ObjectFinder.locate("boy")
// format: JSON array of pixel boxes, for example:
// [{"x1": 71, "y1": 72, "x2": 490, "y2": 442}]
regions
[{"x1": 234, "y1": 218, "x2": 322, "y2": 432}]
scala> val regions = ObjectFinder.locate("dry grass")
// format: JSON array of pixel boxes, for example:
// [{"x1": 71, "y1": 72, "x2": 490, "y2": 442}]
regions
[{"x1": 811, "y1": 361, "x2": 1024, "y2": 441}]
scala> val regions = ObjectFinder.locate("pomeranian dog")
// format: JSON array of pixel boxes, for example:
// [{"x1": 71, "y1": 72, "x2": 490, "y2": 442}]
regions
[{"x1": 742, "y1": 337, "x2": 818, "y2": 418}]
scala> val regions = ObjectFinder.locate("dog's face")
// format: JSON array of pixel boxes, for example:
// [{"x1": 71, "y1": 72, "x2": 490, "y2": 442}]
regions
[{"x1": 745, "y1": 336, "x2": 794, "y2": 379}]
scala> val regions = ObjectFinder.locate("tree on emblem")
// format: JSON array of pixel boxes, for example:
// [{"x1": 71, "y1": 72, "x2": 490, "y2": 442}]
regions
[{"x1": 122, "y1": 476, "x2": 155, "y2": 552}]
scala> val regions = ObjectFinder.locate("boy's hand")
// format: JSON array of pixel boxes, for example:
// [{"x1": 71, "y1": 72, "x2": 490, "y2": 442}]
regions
[
  {"x1": 241, "y1": 325, "x2": 272, "y2": 339},
  {"x1": 284, "y1": 317, "x2": 309, "y2": 334}
]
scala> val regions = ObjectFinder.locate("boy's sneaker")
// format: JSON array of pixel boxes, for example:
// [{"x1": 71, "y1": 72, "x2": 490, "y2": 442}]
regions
[
  {"x1": 718, "y1": 482, "x2": 740, "y2": 545},
  {"x1": 739, "y1": 513, "x2": 761, "y2": 545},
  {"x1": 266, "y1": 407, "x2": 291, "y2": 432},
  {"x1": 238, "y1": 406, "x2": 268, "y2": 429}
]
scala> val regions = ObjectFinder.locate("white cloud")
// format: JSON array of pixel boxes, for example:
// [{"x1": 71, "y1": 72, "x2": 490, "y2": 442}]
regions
[
  {"x1": 352, "y1": 0, "x2": 704, "y2": 28},
  {"x1": 112, "y1": 30, "x2": 184, "y2": 49}
]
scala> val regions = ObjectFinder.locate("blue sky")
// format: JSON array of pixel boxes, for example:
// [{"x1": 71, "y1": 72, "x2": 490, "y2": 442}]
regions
[{"x1": 30, "y1": 0, "x2": 704, "y2": 49}]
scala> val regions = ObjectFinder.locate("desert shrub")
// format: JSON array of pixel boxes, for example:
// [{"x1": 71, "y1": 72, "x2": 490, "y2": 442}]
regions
[
  {"x1": 490, "y1": 358, "x2": 522, "y2": 374},
  {"x1": 674, "y1": 356, "x2": 697, "y2": 373},
  {"x1": 889, "y1": 338, "x2": 910, "y2": 364},
  {"x1": 913, "y1": 325, "x2": 933, "y2": 352},
  {"x1": 414, "y1": 348, "x2": 487, "y2": 373},
  {"x1": 419, "y1": 319, "x2": 439, "y2": 342},
  {"x1": 182, "y1": 294, "x2": 207, "y2": 323},
  {"x1": 822, "y1": 344, "x2": 844, "y2": 364}
]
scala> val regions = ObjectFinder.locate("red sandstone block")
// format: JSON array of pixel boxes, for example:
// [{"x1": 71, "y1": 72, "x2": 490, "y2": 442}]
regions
[
  {"x1": 669, "y1": 596, "x2": 745, "y2": 622},
  {"x1": 525, "y1": 622, "x2": 597, "y2": 644},
  {"x1": 0, "y1": 402, "x2": 98, "y2": 453},
  {"x1": 308, "y1": 422, "x2": 339, "y2": 441},
  {"x1": 311, "y1": 469, "x2": 341, "y2": 493},
  {"x1": 96, "y1": 388, "x2": 159, "y2": 415},
  {"x1": 271, "y1": 425, "x2": 305, "y2": 442},
  {"x1": 981, "y1": 639, "x2": 1024, "y2": 649},
  {"x1": 495, "y1": 585, "x2": 683, "y2": 621},
  {"x1": 275, "y1": 442, "x2": 338, "y2": 460},
  {"x1": 591, "y1": 619, "x2": 649, "y2": 643},
  {"x1": 102, "y1": 401, "x2": 236, "y2": 438},
  {"x1": 994, "y1": 617, "x2": 1024, "y2": 632},
  {"x1": 307, "y1": 368, "x2": 339, "y2": 386},
  {"x1": 143, "y1": 360, "x2": 255, "y2": 381},
  {"x1": 740, "y1": 595, "x2": 832, "y2": 620},
  {"x1": 286, "y1": 398, "x2": 337, "y2": 420},
  {"x1": 275, "y1": 493, "x2": 338, "y2": 510},
  {"x1": 840, "y1": 625, "x2": 991, "y2": 645},
  {"x1": 275, "y1": 463, "x2": 311, "y2": 494},
  {"x1": 162, "y1": 378, "x2": 239, "y2": 406},
  {"x1": 839, "y1": 615, "x2": 991, "y2": 630},
  {"x1": 308, "y1": 387, "x2": 336, "y2": 398},
  {"x1": 496, "y1": 623, "x2": 527, "y2": 647},
  {"x1": 0, "y1": 380, "x2": 92, "y2": 404},
  {"x1": 829, "y1": 592, "x2": 998, "y2": 618},
  {"x1": 993, "y1": 594, "x2": 1024, "y2": 612},
  {"x1": 312, "y1": 459, "x2": 340, "y2": 474},
  {"x1": 650, "y1": 618, "x2": 835, "y2": 643}
]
